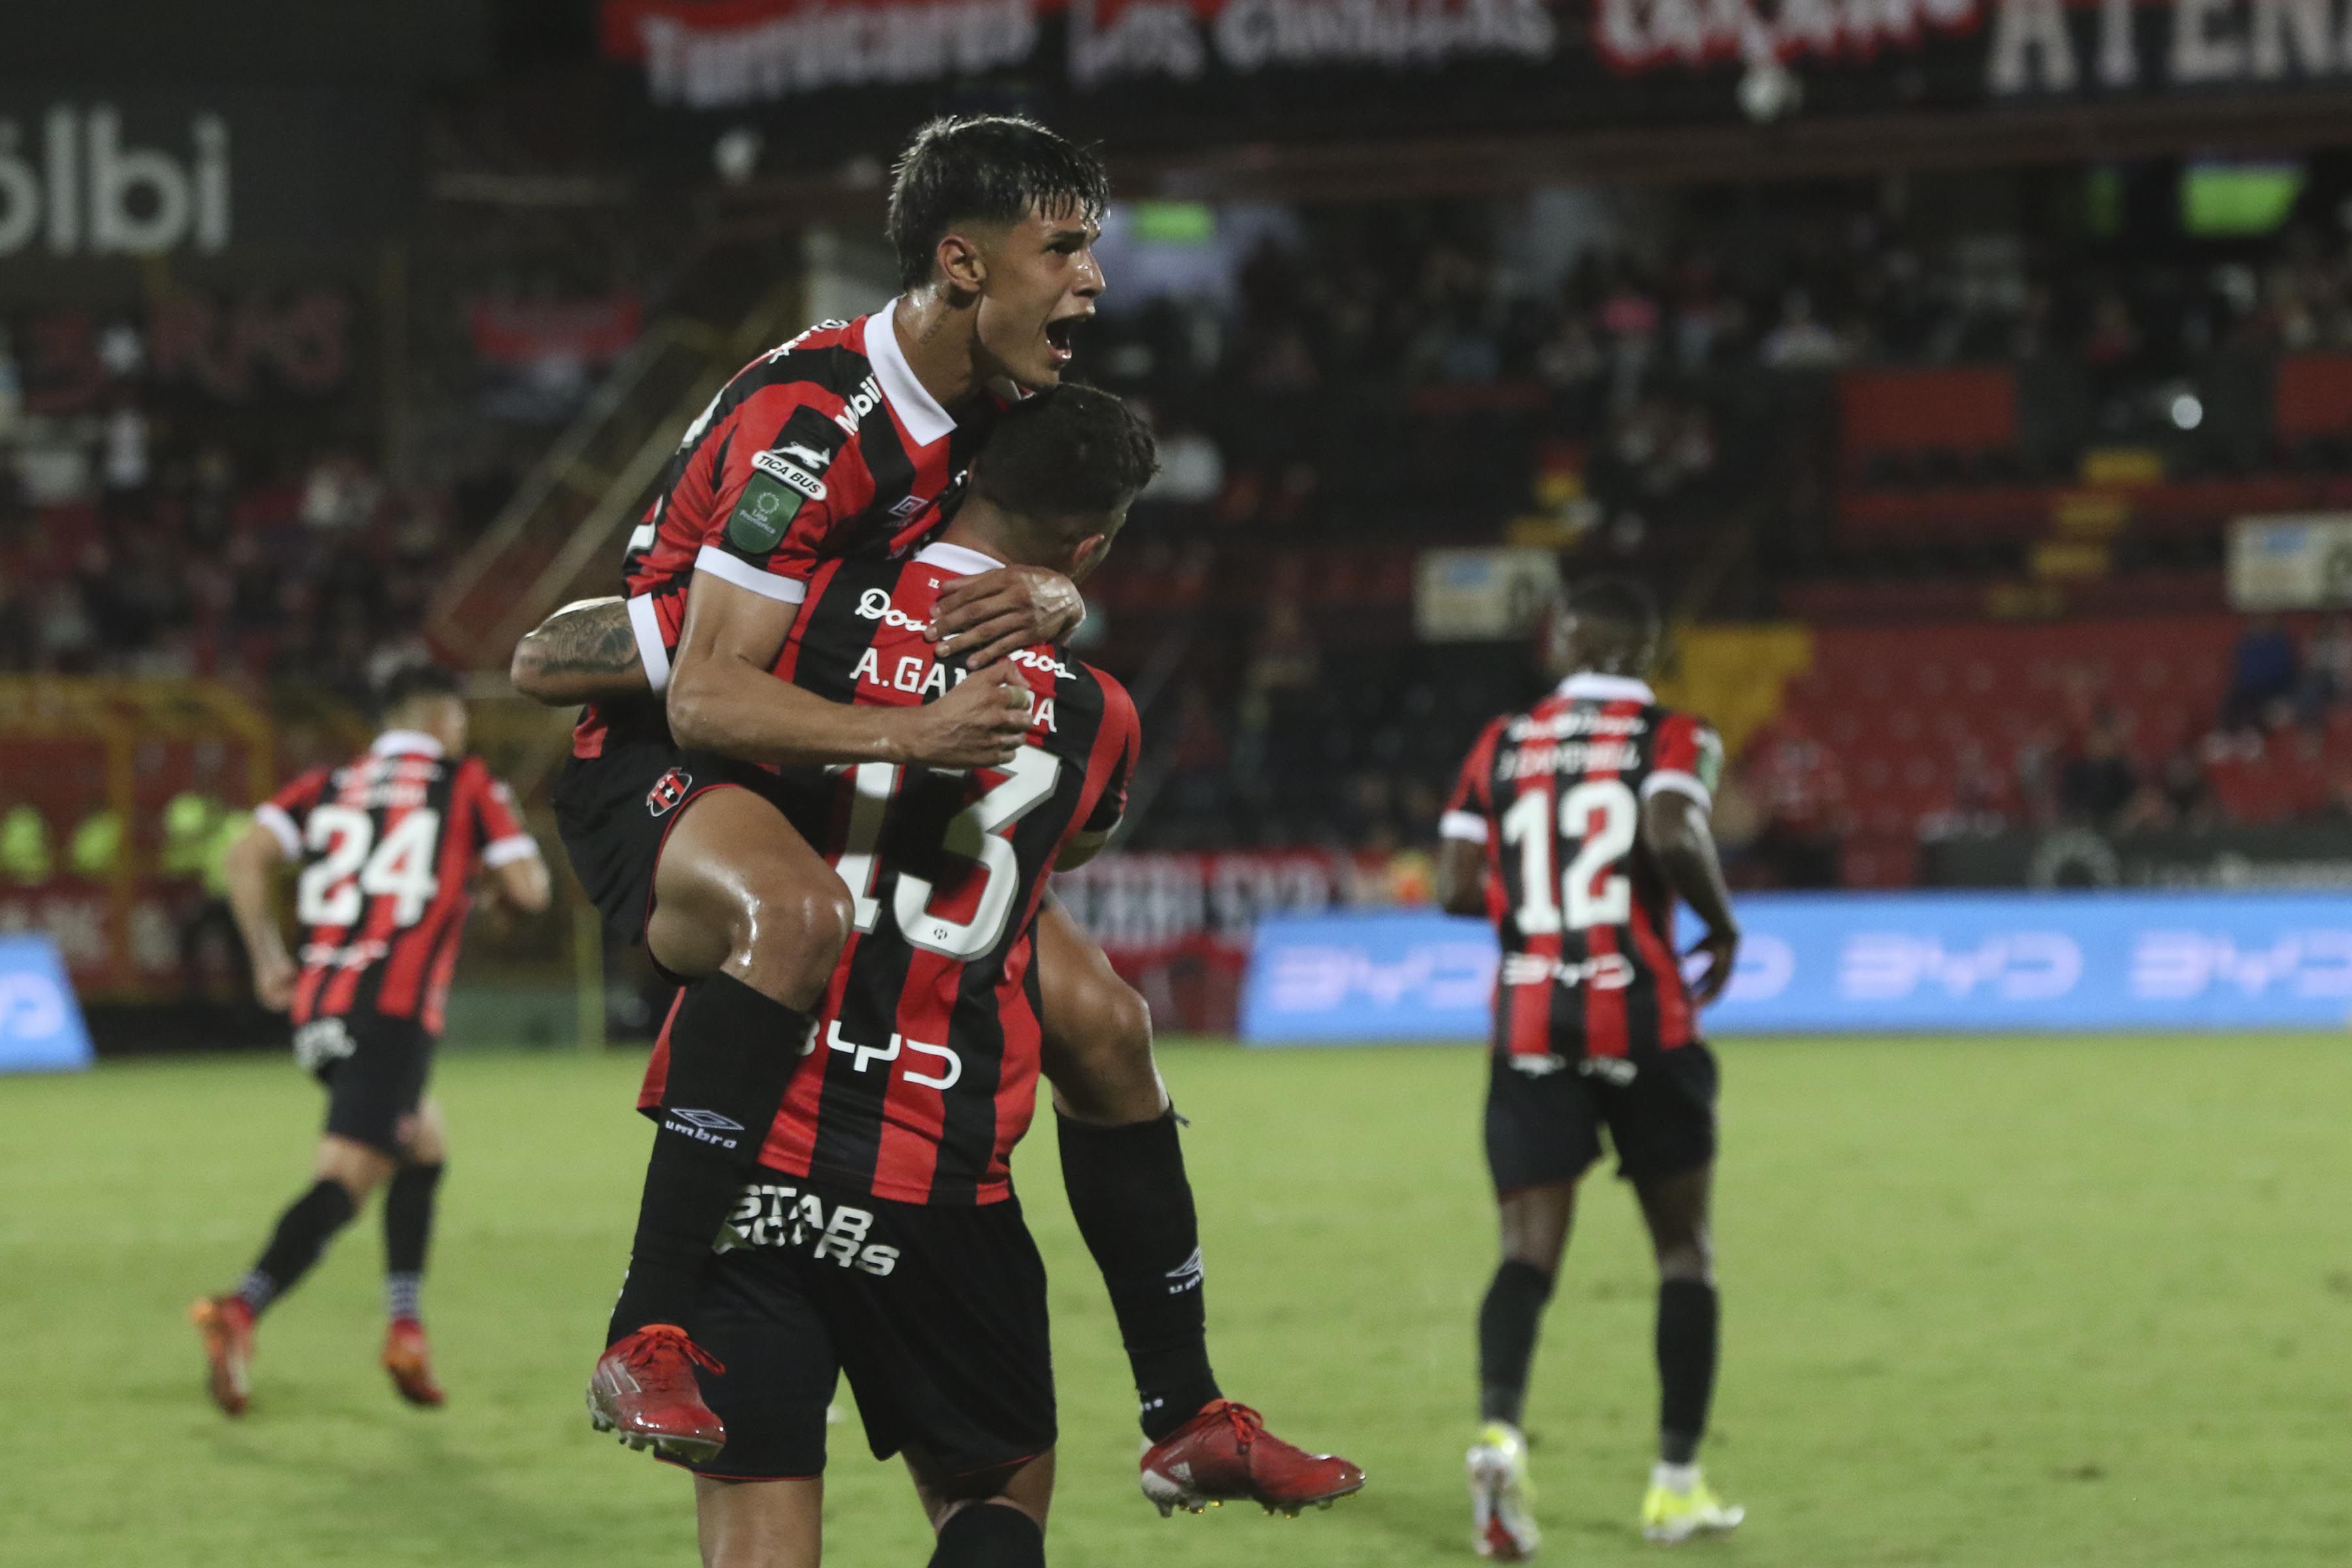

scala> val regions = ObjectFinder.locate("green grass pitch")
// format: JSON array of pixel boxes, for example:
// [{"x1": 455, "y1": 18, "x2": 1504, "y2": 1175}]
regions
[{"x1": 3, "y1": 1033, "x2": 2348, "y2": 1567}]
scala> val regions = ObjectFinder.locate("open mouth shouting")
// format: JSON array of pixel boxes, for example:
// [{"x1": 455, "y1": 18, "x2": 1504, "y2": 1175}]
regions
[{"x1": 1045, "y1": 313, "x2": 1085, "y2": 370}]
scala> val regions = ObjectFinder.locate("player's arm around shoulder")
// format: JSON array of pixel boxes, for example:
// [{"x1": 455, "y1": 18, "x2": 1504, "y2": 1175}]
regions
[
  {"x1": 1641, "y1": 712, "x2": 1739, "y2": 1005},
  {"x1": 668, "y1": 559, "x2": 1031, "y2": 770}
]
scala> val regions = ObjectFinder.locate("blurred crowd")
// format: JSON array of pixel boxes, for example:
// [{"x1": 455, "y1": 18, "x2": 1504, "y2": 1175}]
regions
[
  {"x1": 18, "y1": 178, "x2": 2352, "y2": 886},
  {"x1": 0, "y1": 313, "x2": 505, "y2": 702}
]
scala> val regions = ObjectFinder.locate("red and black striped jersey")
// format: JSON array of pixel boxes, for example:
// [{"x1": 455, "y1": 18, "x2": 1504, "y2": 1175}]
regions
[
  {"x1": 1442, "y1": 674, "x2": 1723, "y2": 1071},
  {"x1": 638, "y1": 540, "x2": 1139, "y2": 1205},
  {"x1": 257, "y1": 732, "x2": 538, "y2": 1037},
  {"x1": 574, "y1": 301, "x2": 1001, "y2": 759}
]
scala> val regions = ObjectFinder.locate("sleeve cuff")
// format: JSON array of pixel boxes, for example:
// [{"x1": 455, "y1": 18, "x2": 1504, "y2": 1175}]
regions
[
  {"x1": 253, "y1": 803, "x2": 301, "y2": 858},
  {"x1": 1439, "y1": 809, "x2": 1490, "y2": 843},
  {"x1": 1641, "y1": 771, "x2": 1712, "y2": 811},
  {"x1": 482, "y1": 835, "x2": 542, "y2": 868},
  {"x1": 626, "y1": 594, "x2": 672, "y2": 694},
  {"x1": 694, "y1": 545, "x2": 810, "y2": 605}
]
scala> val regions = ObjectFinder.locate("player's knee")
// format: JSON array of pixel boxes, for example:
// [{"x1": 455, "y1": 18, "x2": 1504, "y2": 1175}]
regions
[
  {"x1": 1048, "y1": 981, "x2": 1164, "y2": 1124},
  {"x1": 730, "y1": 872, "x2": 855, "y2": 1000},
  {"x1": 1103, "y1": 980, "x2": 1153, "y2": 1058}
]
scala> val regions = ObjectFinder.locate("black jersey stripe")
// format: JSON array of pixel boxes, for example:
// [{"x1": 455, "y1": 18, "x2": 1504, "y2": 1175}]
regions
[{"x1": 794, "y1": 556, "x2": 892, "y2": 704}]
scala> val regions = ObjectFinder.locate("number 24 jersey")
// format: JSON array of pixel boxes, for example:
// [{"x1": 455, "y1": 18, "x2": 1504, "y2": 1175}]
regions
[
  {"x1": 1443, "y1": 673, "x2": 1722, "y2": 1070},
  {"x1": 257, "y1": 734, "x2": 537, "y2": 1036}
]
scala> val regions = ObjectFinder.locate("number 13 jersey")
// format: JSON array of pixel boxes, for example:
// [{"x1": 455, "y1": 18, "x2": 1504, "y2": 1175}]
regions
[
  {"x1": 637, "y1": 540, "x2": 1141, "y2": 1207},
  {"x1": 1443, "y1": 673, "x2": 1723, "y2": 1071}
]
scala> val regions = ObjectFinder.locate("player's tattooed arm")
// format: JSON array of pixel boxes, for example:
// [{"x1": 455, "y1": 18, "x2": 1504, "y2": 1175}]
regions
[
  {"x1": 1643, "y1": 789, "x2": 1740, "y2": 1005},
  {"x1": 510, "y1": 597, "x2": 649, "y2": 705},
  {"x1": 930, "y1": 567, "x2": 1085, "y2": 667}
]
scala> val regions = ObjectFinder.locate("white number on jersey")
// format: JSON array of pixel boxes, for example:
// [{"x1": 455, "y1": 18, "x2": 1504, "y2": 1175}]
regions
[
  {"x1": 295, "y1": 807, "x2": 443, "y2": 930},
  {"x1": 1497, "y1": 779, "x2": 1640, "y2": 934},
  {"x1": 828, "y1": 747, "x2": 1063, "y2": 962}
]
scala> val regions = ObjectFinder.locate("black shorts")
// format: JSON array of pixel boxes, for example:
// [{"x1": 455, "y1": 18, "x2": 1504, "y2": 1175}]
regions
[
  {"x1": 1484, "y1": 1041, "x2": 1719, "y2": 1191},
  {"x1": 678, "y1": 1175, "x2": 1056, "y2": 1485},
  {"x1": 553, "y1": 737, "x2": 736, "y2": 949},
  {"x1": 295, "y1": 1013, "x2": 433, "y2": 1158}
]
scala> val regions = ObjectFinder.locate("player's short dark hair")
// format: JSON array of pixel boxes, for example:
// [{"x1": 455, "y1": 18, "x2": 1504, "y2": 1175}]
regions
[
  {"x1": 1561, "y1": 575, "x2": 1661, "y2": 674},
  {"x1": 376, "y1": 661, "x2": 461, "y2": 719},
  {"x1": 887, "y1": 116, "x2": 1109, "y2": 292},
  {"x1": 973, "y1": 385, "x2": 1158, "y2": 522}
]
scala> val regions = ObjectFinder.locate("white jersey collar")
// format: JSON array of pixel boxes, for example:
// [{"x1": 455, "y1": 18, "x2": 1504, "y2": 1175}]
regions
[
  {"x1": 867, "y1": 297, "x2": 957, "y2": 449},
  {"x1": 915, "y1": 540, "x2": 1005, "y2": 576},
  {"x1": 371, "y1": 729, "x2": 446, "y2": 759},
  {"x1": 1557, "y1": 672, "x2": 1656, "y2": 704}
]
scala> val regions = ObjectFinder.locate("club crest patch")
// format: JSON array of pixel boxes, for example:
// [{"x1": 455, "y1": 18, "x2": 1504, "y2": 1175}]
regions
[{"x1": 646, "y1": 768, "x2": 694, "y2": 817}]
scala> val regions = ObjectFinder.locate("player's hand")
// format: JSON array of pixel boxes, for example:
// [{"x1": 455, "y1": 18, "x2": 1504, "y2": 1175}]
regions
[
  {"x1": 930, "y1": 566, "x2": 1083, "y2": 668},
  {"x1": 1684, "y1": 926, "x2": 1740, "y2": 1007},
  {"x1": 904, "y1": 664, "x2": 1032, "y2": 767},
  {"x1": 251, "y1": 948, "x2": 297, "y2": 1012}
]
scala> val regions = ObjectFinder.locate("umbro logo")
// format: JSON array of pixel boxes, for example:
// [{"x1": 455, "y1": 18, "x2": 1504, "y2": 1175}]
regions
[
  {"x1": 661, "y1": 1107, "x2": 742, "y2": 1150},
  {"x1": 889, "y1": 493, "x2": 930, "y2": 520},
  {"x1": 1163, "y1": 1247, "x2": 1206, "y2": 1296}
]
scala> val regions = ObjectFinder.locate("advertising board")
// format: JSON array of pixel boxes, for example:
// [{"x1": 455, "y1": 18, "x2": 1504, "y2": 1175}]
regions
[
  {"x1": 1241, "y1": 894, "x2": 2352, "y2": 1042},
  {"x1": 0, "y1": 936, "x2": 96, "y2": 1073}
]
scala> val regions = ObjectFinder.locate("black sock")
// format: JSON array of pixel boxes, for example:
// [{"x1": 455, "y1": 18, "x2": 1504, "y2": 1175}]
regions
[
  {"x1": 238, "y1": 1179, "x2": 358, "y2": 1316},
  {"x1": 1056, "y1": 1109, "x2": 1220, "y2": 1441},
  {"x1": 927, "y1": 1503, "x2": 1044, "y2": 1568},
  {"x1": 607, "y1": 973, "x2": 813, "y2": 1346},
  {"x1": 383, "y1": 1162, "x2": 442, "y2": 1321},
  {"x1": 1477, "y1": 1259, "x2": 1556, "y2": 1428},
  {"x1": 1656, "y1": 1278, "x2": 1720, "y2": 1465}
]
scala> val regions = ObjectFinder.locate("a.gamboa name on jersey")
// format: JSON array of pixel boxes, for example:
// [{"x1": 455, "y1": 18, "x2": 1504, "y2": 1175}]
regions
[
  {"x1": 1498, "y1": 739, "x2": 1641, "y2": 780},
  {"x1": 1507, "y1": 709, "x2": 1648, "y2": 742},
  {"x1": 849, "y1": 642, "x2": 1064, "y2": 734},
  {"x1": 1502, "y1": 951, "x2": 1637, "y2": 991},
  {"x1": 725, "y1": 1183, "x2": 900, "y2": 1276}
]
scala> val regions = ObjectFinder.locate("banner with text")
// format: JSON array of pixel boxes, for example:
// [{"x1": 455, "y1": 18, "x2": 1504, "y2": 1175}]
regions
[
  {"x1": 1241, "y1": 892, "x2": 2352, "y2": 1042},
  {"x1": 602, "y1": 0, "x2": 2352, "y2": 154}
]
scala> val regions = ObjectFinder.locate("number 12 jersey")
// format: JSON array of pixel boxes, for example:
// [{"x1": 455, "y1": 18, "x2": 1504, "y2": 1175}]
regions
[{"x1": 1443, "y1": 672, "x2": 1723, "y2": 1071}]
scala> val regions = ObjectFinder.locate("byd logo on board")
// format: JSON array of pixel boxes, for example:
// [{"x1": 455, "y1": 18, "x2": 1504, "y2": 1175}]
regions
[
  {"x1": 1838, "y1": 932, "x2": 2085, "y2": 1002},
  {"x1": 2131, "y1": 930, "x2": 2352, "y2": 1000},
  {"x1": 0, "y1": 106, "x2": 229, "y2": 257}
]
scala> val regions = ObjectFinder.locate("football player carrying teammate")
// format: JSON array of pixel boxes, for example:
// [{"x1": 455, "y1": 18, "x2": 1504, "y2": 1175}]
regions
[
  {"x1": 1437, "y1": 578, "x2": 1744, "y2": 1556},
  {"x1": 191, "y1": 664, "x2": 551, "y2": 1416},
  {"x1": 628, "y1": 385, "x2": 1358, "y2": 1567},
  {"x1": 514, "y1": 117, "x2": 1356, "y2": 1511}
]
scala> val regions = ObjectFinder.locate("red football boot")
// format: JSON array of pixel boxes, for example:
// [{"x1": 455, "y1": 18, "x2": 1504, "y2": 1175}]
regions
[
  {"x1": 586, "y1": 1324, "x2": 727, "y2": 1463},
  {"x1": 1139, "y1": 1399, "x2": 1366, "y2": 1517},
  {"x1": 382, "y1": 1318, "x2": 446, "y2": 1408},
  {"x1": 189, "y1": 1295, "x2": 255, "y2": 1417}
]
